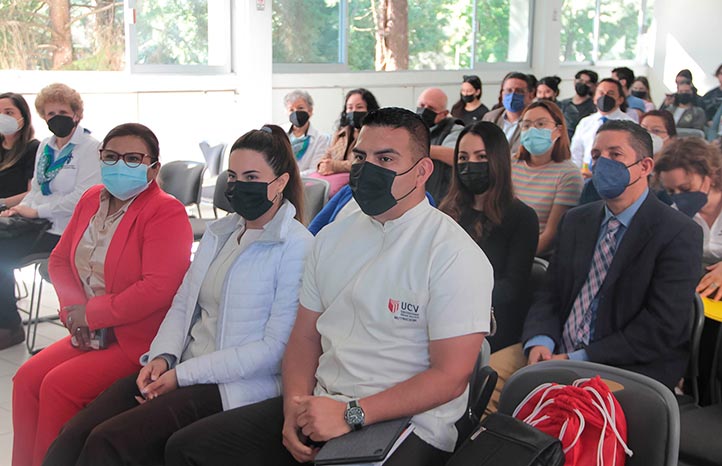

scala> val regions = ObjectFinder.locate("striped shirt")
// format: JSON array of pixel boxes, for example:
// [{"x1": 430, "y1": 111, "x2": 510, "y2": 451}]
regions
[{"x1": 511, "y1": 159, "x2": 583, "y2": 231}]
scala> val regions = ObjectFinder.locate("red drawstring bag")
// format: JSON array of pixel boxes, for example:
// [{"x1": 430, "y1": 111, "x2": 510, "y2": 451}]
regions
[{"x1": 513, "y1": 376, "x2": 633, "y2": 466}]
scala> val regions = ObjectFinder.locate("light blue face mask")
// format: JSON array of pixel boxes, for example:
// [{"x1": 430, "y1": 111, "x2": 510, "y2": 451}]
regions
[
  {"x1": 521, "y1": 127, "x2": 555, "y2": 156},
  {"x1": 101, "y1": 162, "x2": 152, "y2": 201}
]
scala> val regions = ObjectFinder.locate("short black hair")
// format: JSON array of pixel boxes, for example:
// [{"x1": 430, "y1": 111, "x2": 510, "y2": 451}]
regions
[
  {"x1": 715, "y1": 63, "x2": 722, "y2": 77},
  {"x1": 596, "y1": 119, "x2": 653, "y2": 161},
  {"x1": 597, "y1": 78, "x2": 628, "y2": 112},
  {"x1": 612, "y1": 67, "x2": 635, "y2": 88},
  {"x1": 362, "y1": 107, "x2": 430, "y2": 159},
  {"x1": 102, "y1": 123, "x2": 160, "y2": 162},
  {"x1": 503, "y1": 72, "x2": 534, "y2": 93},
  {"x1": 575, "y1": 69, "x2": 599, "y2": 84}
]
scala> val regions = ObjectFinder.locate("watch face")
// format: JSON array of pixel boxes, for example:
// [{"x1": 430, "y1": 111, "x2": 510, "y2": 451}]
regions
[{"x1": 346, "y1": 406, "x2": 364, "y2": 425}]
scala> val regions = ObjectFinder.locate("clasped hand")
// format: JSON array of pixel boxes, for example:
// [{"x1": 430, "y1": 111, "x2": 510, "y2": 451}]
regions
[
  {"x1": 135, "y1": 357, "x2": 177, "y2": 404},
  {"x1": 282, "y1": 396, "x2": 349, "y2": 463}
]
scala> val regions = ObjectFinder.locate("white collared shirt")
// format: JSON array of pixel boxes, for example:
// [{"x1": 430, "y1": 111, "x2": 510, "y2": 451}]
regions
[
  {"x1": 570, "y1": 108, "x2": 635, "y2": 168},
  {"x1": 300, "y1": 199, "x2": 493, "y2": 452},
  {"x1": 21, "y1": 125, "x2": 101, "y2": 235},
  {"x1": 693, "y1": 212, "x2": 722, "y2": 265}
]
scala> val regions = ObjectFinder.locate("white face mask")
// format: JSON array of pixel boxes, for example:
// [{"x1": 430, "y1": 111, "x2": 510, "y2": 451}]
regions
[
  {"x1": 0, "y1": 114, "x2": 20, "y2": 136},
  {"x1": 649, "y1": 132, "x2": 664, "y2": 155}
]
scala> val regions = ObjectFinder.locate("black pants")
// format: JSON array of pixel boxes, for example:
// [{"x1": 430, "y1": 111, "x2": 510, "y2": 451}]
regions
[
  {"x1": 42, "y1": 372, "x2": 222, "y2": 466},
  {"x1": 165, "y1": 396, "x2": 451, "y2": 466},
  {"x1": 0, "y1": 232, "x2": 59, "y2": 329}
]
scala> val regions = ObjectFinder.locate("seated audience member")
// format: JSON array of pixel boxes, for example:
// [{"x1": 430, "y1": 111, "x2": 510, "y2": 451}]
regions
[
  {"x1": 512, "y1": 101, "x2": 583, "y2": 256},
  {"x1": 702, "y1": 64, "x2": 722, "y2": 122},
  {"x1": 655, "y1": 138, "x2": 722, "y2": 299},
  {"x1": 12, "y1": 123, "x2": 193, "y2": 466},
  {"x1": 0, "y1": 92, "x2": 39, "y2": 211},
  {"x1": 662, "y1": 80, "x2": 707, "y2": 132},
  {"x1": 416, "y1": 87, "x2": 465, "y2": 203},
  {"x1": 535, "y1": 76, "x2": 561, "y2": 103},
  {"x1": 307, "y1": 184, "x2": 435, "y2": 235},
  {"x1": 640, "y1": 110, "x2": 677, "y2": 153},
  {"x1": 630, "y1": 77, "x2": 656, "y2": 112},
  {"x1": 310, "y1": 88, "x2": 380, "y2": 197},
  {"x1": 162, "y1": 108, "x2": 493, "y2": 466},
  {"x1": 451, "y1": 74, "x2": 489, "y2": 125},
  {"x1": 612, "y1": 66, "x2": 647, "y2": 122},
  {"x1": 483, "y1": 72, "x2": 534, "y2": 155},
  {"x1": 284, "y1": 90, "x2": 331, "y2": 175},
  {"x1": 0, "y1": 83, "x2": 101, "y2": 350},
  {"x1": 488, "y1": 121, "x2": 702, "y2": 411},
  {"x1": 664, "y1": 69, "x2": 704, "y2": 109},
  {"x1": 708, "y1": 103, "x2": 722, "y2": 144},
  {"x1": 558, "y1": 69, "x2": 599, "y2": 139},
  {"x1": 41, "y1": 125, "x2": 313, "y2": 466},
  {"x1": 440, "y1": 121, "x2": 538, "y2": 352},
  {"x1": 571, "y1": 78, "x2": 634, "y2": 172}
]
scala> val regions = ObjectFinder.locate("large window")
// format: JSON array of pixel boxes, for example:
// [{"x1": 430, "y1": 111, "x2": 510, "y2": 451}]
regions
[
  {"x1": 272, "y1": 0, "x2": 532, "y2": 72},
  {"x1": 560, "y1": 0, "x2": 654, "y2": 64},
  {"x1": 0, "y1": 0, "x2": 230, "y2": 73}
]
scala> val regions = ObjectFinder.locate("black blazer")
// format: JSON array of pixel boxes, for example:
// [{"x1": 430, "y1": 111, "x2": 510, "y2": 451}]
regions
[{"x1": 522, "y1": 191, "x2": 703, "y2": 389}]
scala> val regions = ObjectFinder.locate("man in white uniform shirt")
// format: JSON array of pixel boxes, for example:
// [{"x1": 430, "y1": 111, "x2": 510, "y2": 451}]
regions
[
  {"x1": 165, "y1": 108, "x2": 493, "y2": 466},
  {"x1": 571, "y1": 78, "x2": 635, "y2": 172}
]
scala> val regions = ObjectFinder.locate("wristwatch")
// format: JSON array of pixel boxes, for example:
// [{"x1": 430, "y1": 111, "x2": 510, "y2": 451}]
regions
[{"x1": 344, "y1": 400, "x2": 365, "y2": 431}]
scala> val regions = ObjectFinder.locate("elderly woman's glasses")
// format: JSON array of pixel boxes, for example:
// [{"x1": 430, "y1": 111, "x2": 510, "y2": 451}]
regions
[{"x1": 99, "y1": 149, "x2": 152, "y2": 168}]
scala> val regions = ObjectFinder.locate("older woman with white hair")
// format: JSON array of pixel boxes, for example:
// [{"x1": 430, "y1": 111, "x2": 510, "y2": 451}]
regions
[{"x1": 284, "y1": 90, "x2": 330, "y2": 175}]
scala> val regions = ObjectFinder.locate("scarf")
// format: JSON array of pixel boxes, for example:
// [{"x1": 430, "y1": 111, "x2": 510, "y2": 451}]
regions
[{"x1": 37, "y1": 142, "x2": 75, "y2": 195}]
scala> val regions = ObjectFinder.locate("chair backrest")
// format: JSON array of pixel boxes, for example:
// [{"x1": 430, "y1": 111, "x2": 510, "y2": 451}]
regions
[
  {"x1": 498, "y1": 360, "x2": 680, "y2": 466},
  {"x1": 455, "y1": 339, "x2": 498, "y2": 449},
  {"x1": 676, "y1": 128, "x2": 706, "y2": 139},
  {"x1": 158, "y1": 160, "x2": 206, "y2": 207},
  {"x1": 530, "y1": 257, "x2": 549, "y2": 296},
  {"x1": 302, "y1": 177, "x2": 330, "y2": 226},
  {"x1": 199, "y1": 141, "x2": 226, "y2": 177},
  {"x1": 213, "y1": 170, "x2": 233, "y2": 215}
]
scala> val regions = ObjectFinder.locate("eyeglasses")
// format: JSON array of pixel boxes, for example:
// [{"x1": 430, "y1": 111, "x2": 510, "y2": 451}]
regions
[
  {"x1": 520, "y1": 118, "x2": 557, "y2": 131},
  {"x1": 644, "y1": 128, "x2": 668, "y2": 136},
  {"x1": 99, "y1": 149, "x2": 153, "y2": 168}
]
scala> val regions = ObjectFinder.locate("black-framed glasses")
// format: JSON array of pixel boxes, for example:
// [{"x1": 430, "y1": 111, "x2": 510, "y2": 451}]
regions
[{"x1": 99, "y1": 149, "x2": 152, "y2": 168}]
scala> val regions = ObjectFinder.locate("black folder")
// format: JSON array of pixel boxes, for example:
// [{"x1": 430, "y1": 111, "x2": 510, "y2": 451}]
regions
[{"x1": 314, "y1": 417, "x2": 413, "y2": 466}]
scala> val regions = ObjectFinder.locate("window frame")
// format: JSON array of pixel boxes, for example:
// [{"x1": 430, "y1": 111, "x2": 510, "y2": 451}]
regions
[{"x1": 125, "y1": 0, "x2": 233, "y2": 74}]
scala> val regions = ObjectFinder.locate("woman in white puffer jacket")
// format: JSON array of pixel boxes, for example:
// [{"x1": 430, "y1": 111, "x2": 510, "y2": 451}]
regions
[{"x1": 42, "y1": 125, "x2": 314, "y2": 466}]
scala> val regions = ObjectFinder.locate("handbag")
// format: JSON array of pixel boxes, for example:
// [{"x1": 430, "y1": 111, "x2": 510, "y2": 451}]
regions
[
  {"x1": 446, "y1": 413, "x2": 565, "y2": 466},
  {"x1": 0, "y1": 216, "x2": 51, "y2": 240}
]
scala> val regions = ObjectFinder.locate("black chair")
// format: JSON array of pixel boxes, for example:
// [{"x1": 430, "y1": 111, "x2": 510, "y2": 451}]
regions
[
  {"x1": 679, "y1": 317, "x2": 722, "y2": 465},
  {"x1": 16, "y1": 253, "x2": 60, "y2": 354},
  {"x1": 678, "y1": 294, "x2": 705, "y2": 409},
  {"x1": 301, "y1": 177, "x2": 330, "y2": 226},
  {"x1": 157, "y1": 160, "x2": 206, "y2": 218},
  {"x1": 189, "y1": 171, "x2": 233, "y2": 241},
  {"x1": 499, "y1": 360, "x2": 680, "y2": 466},
  {"x1": 530, "y1": 257, "x2": 548, "y2": 295}
]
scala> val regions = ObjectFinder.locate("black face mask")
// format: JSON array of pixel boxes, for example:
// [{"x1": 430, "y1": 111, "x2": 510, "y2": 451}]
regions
[
  {"x1": 346, "y1": 111, "x2": 367, "y2": 130},
  {"x1": 416, "y1": 107, "x2": 438, "y2": 128},
  {"x1": 47, "y1": 114, "x2": 76, "y2": 138},
  {"x1": 574, "y1": 82, "x2": 591, "y2": 97},
  {"x1": 289, "y1": 111, "x2": 310, "y2": 128},
  {"x1": 671, "y1": 191, "x2": 708, "y2": 218},
  {"x1": 596, "y1": 95, "x2": 617, "y2": 113},
  {"x1": 630, "y1": 90, "x2": 647, "y2": 99},
  {"x1": 457, "y1": 162, "x2": 490, "y2": 195},
  {"x1": 676, "y1": 93, "x2": 693, "y2": 105},
  {"x1": 225, "y1": 178, "x2": 279, "y2": 221},
  {"x1": 349, "y1": 159, "x2": 421, "y2": 216},
  {"x1": 461, "y1": 94, "x2": 476, "y2": 103}
]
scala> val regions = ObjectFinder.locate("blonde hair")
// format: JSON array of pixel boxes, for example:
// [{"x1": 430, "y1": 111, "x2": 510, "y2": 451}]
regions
[{"x1": 34, "y1": 83, "x2": 84, "y2": 120}]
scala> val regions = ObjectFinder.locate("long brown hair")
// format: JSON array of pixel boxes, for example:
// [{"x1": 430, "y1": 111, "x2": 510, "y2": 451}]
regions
[
  {"x1": 229, "y1": 125, "x2": 304, "y2": 222},
  {"x1": 440, "y1": 121, "x2": 514, "y2": 242},
  {"x1": 0, "y1": 92, "x2": 35, "y2": 172},
  {"x1": 515, "y1": 100, "x2": 571, "y2": 162}
]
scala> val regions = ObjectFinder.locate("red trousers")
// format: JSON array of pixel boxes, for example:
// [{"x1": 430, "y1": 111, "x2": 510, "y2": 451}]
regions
[{"x1": 12, "y1": 336, "x2": 139, "y2": 466}]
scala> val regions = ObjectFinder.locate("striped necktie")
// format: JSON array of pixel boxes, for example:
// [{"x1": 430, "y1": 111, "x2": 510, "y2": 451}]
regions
[{"x1": 561, "y1": 218, "x2": 622, "y2": 352}]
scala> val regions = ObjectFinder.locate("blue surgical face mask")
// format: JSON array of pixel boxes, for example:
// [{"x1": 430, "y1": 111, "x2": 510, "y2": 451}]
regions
[
  {"x1": 671, "y1": 191, "x2": 708, "y2": 218},
  {"x1": 591, "y1": 156, "x2": 642, "y2": 199},
  {"x1": 520, "y1": 128, "x2": 555, "y2": 156},
  {"x1": 101, "y1": 162, "x2": 153, "y2": 201},
  {"x1": 502, "y1": 92, "x2": 526, "y2": 113}
]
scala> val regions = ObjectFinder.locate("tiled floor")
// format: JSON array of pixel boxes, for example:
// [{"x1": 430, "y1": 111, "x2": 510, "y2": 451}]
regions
[{"x1": 0, "y1": 263, "x2": 76, "y2": 466}]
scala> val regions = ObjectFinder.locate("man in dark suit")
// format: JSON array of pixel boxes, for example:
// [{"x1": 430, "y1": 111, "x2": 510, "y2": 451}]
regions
[{"x1": 521, "y1": 120, "x2": 702, "y2": 390}]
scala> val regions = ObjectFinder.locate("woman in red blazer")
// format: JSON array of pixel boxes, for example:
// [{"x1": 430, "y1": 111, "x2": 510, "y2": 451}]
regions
[{"x1": 12, "y1": 123, "x2": 193, "y2": 466}]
